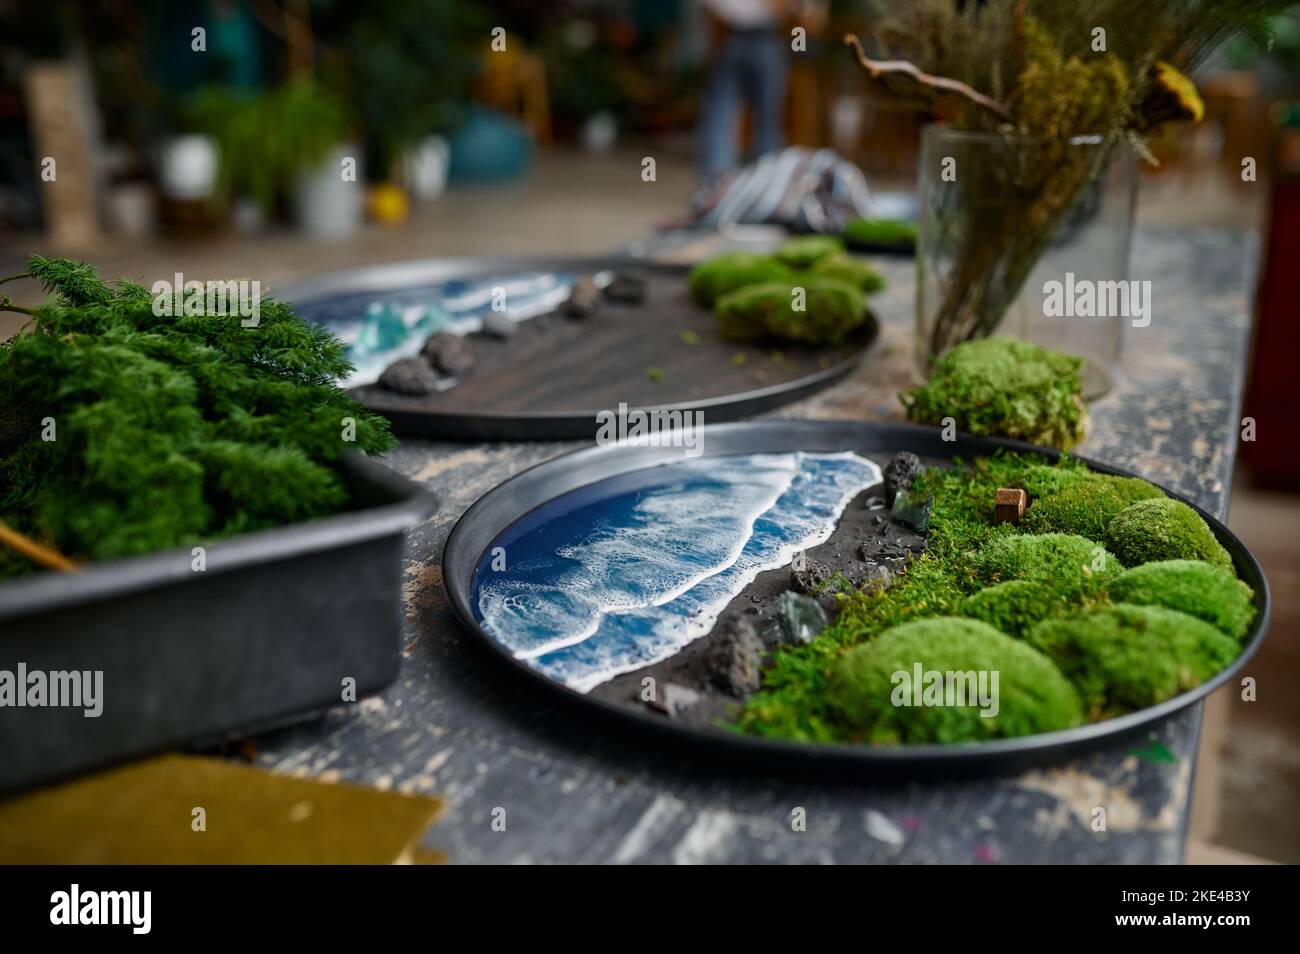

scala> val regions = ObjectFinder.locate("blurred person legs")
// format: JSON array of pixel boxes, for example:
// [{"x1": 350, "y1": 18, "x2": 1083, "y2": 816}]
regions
[{"x1": 698, "y1": 19, "x2": 788, "y2": 182}]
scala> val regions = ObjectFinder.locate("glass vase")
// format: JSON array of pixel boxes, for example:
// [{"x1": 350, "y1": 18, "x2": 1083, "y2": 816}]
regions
[{"x1": 915, "y1": 124, "x2": 1138, "y2": 398}]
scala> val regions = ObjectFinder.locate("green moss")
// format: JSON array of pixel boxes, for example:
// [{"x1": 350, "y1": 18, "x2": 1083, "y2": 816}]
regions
[
  {"x1": 826, "y1": 617, "x2": 1083, "y2": 744},
  {"x1": 687, "y1": 252, "x2": 796, "y2": 307},
  {"x1": 1108, "y1": 560, "x2": 1255, "y2": 641},
  {"x1": 959, "y1": 580, "x2": 1060, "y2": 638},
  {"x1": 1106, "y1": 497, "x2": 1232, "y2": 571},
  {"x1": 732, "y1": 452, "x2": 1247, "y2": 744},
  {"x1": 772, "y1": 235, "x2": 843, "y2": 269},
  {"x1": 900, "y1": 337, "x2": 1087, "y2": 451},
  {"x1": 1024, "y1": 474, "x2": 1164, "y2": 539},
  {"x1": 735, "y1": 452, "x2": 1069, "y2": 741},
  {"x1": 808, "y1": 253, "x2": 886, "y2": 294},
  {"x1": 1018, "y1": 463, "x2": 1091, "y2": 497},
  {"x1": 0, "y1": 256, "x2": 394, "y2": 576},
  {"x1": 970, "y1": 532, "x2": 1121, "y2": 599},
  {"x1": 842, "y1": 217, "x2": 917, "y2": 250},
  {"x1": 714, "y1": 279, "x2": 867, "y2": 346},
  {"x1": 1027, "y1": 604, "x2": 1239, "y2": 718}
]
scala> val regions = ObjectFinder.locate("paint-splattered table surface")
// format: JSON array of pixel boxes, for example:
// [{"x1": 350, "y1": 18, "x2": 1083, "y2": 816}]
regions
[{"x1": 254, "y1": 225, "x2": 1254, "y2": 863}]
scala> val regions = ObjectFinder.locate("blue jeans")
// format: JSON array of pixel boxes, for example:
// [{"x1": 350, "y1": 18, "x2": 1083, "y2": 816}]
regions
[{"x1": 698, "y1": 29, "x2": 788, "y2": 183}]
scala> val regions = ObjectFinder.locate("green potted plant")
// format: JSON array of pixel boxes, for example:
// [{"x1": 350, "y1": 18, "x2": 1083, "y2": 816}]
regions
[{"x1": 186, "y1": 78, "x2": 357, "y2": 236}]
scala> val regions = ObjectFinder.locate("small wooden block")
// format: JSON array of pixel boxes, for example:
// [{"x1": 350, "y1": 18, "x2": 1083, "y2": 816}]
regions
[{"x1": 994, "y1": 487, "x2": 1027, "y2": 525}]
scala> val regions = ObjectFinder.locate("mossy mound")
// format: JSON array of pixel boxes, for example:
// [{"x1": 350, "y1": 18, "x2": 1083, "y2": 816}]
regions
[
  {"x1": 827, "y1": 617, "x2": 1083, "y2": 744},
  {"x1": 959, "y1": 580, "x2": 1060, "y2": 638},
  {"x1": 1027, "y1": 604, "x2": 1239, "y2": 717},
  {"x1": 808, "y1": 252, "x2": 886, "y2": 293},
  {"x1": 1106, "y1": 497, "x2": 1232, "y2": 571},
  {"x1": 970, "y1": 532, "x2": 1121, "y2": 599},
  {"x1": 1025, "y1": 474, "x2": 1165, "y2": 539},
  {"x1": 900, "y1": 337, "x2": 1087, "y2": 451},
  {"x1": 842, "y1": 216, "x2": 917, "y2": 250},
  {"x1": 1109, "y1": 560, "x2": 1255, "y2": 642},
  {"x1": 772, "y1": 235, "x2": 843, "y2": 269},
  {"x1": 715, "y1": 279, "x2": 867, "y2": 346},
  {"x1": 687, "y1": 252, "x2": 796, "y2": 307},
  {"x1": 1018, "y1": 463, "x2": 1090, "y2": 497}
]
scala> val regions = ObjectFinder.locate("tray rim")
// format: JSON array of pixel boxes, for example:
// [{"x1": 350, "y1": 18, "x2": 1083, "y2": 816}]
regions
[
  {"x1": 441, "y1": 419, "x2": 1271, "y2": 771},
  {"x1": 274, "y1": 256, "x2": 878, "y2": 440}
]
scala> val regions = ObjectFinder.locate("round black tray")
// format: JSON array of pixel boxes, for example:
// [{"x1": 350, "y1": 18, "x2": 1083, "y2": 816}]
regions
[
  {"x1": 442, "y1": 420, "x2": 1270, "y2": 775},
  {"x1": 276, "y1": 257, "x2": 877, "y2": 442}
]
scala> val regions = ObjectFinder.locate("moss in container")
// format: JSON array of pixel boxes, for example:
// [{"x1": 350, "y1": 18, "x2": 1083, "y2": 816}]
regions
[
  {"x1": 958, "y1": 580, "x2": 1060, "y2": 638},
  {"x1": 970, "y1": 532, "x2": 1121, "y2": 599},
  {"x1": 1017, "y1": 462, "x2": 1092, "y2": 497},
  {"x1": 0, "y1": 256, "x2": 395, "y2": 578},
  {"x1": 772, "y1": 235, "x2": 843, "y2": 269},
  {"x1": 1108, "y1": 559, "x2": 1255, "y2": 641},
  {"x1": 687, "y1": 252, "x2": 796, "y2": 307},
  {"x1": 734, "y1": 451, "x2": 1254, "y2": 745},
  {"x1": 1106, "y1": 497, "x2": 1233, "y2": 570},
  {"x1": 1027, "y1": 604, "x2": 1239, "y2": 718},
  {"x1": 842, "y1": 217, "x2": 917, "y2": 251},
  {"x1": 714, "y1": 279, "x2": 867, "y2": 346},
  {"x1": 808, "y1": 253, "x2": 886, "y2": 293},
  {"x1": 827, "y1": 617, "x2": 1083, "y2": 744},
  {"x1": 901, "y1": 337, "x2": 1087, "y2": 451},
  {"x1": 1024, "y1": 474, "x2": 1164, "y2": 539}
]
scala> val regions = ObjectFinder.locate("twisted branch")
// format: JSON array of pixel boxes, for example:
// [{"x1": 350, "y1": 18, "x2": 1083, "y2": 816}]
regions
[{"x1": 844, "y1": 34, "x2": 1011, "y2": 123}]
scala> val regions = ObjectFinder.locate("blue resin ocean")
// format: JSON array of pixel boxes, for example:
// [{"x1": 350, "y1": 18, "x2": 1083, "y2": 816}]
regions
[
  {"x1": 294, "y1": 271, "x2": 574, "y2": 388},
  {"x1": 472, "y1": 452, "x2": 883, "y2": 693}
]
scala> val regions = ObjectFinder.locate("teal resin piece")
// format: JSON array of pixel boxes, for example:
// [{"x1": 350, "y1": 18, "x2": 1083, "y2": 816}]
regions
[{"x1": 891, "y1": 489, "x2": 933, "y2": 532}]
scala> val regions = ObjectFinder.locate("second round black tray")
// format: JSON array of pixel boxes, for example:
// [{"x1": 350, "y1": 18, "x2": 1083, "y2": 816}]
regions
[
  {"x1": 442, "y1": 420, "x2": 1270, "y2": 776},
  {"x1": 278, "y1": 257, "x2": 878, "y2": 441}
]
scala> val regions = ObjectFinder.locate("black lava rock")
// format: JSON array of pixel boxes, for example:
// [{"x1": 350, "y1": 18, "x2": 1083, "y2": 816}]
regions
[
  {"x1": 707, "y1": 617, "x2": 764, "y2": 698},
  {"x1": 790, "y1": 550, "x2": 831, "y2": 594},
  {"x1": 377, "y1": 357, "x2": 440, "y2": 395},
  {"x1": 645, "y1": 682, "x2": 702, "y2": 718},
  {"x1": 883, "y1": 451, "x2": 924, "y2": 502},
  {"x1": 421, "y1": 332, "x2": 475, "y2": 376},
  {"x1": 480, "y1": 312, "x2": 517, "y2": 339},
  {"x1": 564, "y1": 276, "x2": 601, "y2": 318},
  {"x1": 602, "y1": 271, "x2": 648, "y2": 304}
]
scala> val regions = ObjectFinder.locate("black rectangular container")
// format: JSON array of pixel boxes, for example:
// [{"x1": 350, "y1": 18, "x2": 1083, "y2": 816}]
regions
[{"x1": 0, "y1": 453, "x2": 435, "y2": 792}]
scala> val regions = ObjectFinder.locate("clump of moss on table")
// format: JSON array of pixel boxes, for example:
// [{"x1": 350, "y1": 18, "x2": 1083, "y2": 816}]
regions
[
  {"x1": 771, "y1": 235, "x2": 843, "y2": 269},
  {"x1": 0, "y1": 255, "x2": 395, "y2": 578},
  {"x1": 901, "y1": 337, "x2": 1087, "y2": 451},
  {"x1": 732, "y1": 451, "x2": 1256, "y2": 745},
  {"x1": 841, "y1": 216, "x2": 917, "y2": 251},
  {"x1": 688, "y1": 252, "x2": 796, "y2": 307},
  {"x1": 808, "y1": 253, "x2": 885, "y2": 294},
  {"x1": 715, "y1": 279, "x2": 869, "y2": 347},
  {"x1": 689, "y1": 238, "x2": 885, "y2": 345}
]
